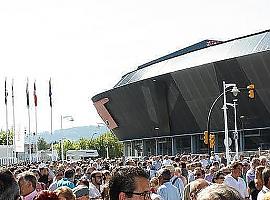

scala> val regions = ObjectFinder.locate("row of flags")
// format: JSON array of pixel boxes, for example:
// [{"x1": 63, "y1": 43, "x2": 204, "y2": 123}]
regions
[{"x1": 4, "y1": 78, "x2": 53, "y2": 108}]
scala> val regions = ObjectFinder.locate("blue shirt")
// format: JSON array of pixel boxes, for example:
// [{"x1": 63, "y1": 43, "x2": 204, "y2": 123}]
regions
[
  {"x1": 57, "y1": 178, "x2": 75, "y2": 189},
  {"x1": 157, "y1": 181, "x2": 181, "y2": 200}
]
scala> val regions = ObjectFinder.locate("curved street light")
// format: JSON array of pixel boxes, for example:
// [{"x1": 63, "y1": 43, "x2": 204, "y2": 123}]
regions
[{"x1": 206, "y1": 82, "x2": 240, "y2": 165}]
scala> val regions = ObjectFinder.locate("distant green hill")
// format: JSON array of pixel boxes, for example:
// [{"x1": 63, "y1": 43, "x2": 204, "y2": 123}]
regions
[{"x1": 37, "y1": 125, "x2": 109, "y2": 143}]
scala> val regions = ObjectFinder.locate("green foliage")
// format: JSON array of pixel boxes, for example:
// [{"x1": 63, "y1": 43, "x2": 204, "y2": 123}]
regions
[
  {"x1": 0, "y1": 130, "x2": 14, "y2": 145},
  {"x1": 37, "y1": 137, "x2": 50, "y2": 150},
  {"x1": 53, "y1": 132, "x2": 123, "y2": 159}
]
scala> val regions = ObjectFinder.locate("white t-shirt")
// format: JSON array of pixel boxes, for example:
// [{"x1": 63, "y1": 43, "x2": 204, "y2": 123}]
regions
[
  {"x1": 224, "y1": 174, "x2": 248, "y2": 199},
  {"x1": 257, "y1": 186, "x2": 270, "y2": 200},
  {"x1": 89, "y1": 183, "x2": 102, "y2": 199}
]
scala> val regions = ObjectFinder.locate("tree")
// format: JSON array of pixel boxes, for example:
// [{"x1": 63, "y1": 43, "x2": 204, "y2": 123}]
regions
[
  {"x1": 54, "y1": 139, "x2": 77, "y2": 160},
  {"x1": 0, "y1": 130, "x2": 14, "y2": 145},
  {"x1": 52, "y1": 132, "x2": 123, "y2": 160},
  {"x1": 37, "y1": 137, "x2": 50, "y2": 150}
]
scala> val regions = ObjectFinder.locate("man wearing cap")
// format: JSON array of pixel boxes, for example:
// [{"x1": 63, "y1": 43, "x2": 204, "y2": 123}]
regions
[
  {"x1": 38, "y1": 163, "x2": 50, "y2": 187},
  {"x1": 73, "y1": 185, "x2": 89, "y2": 200},
  {"x1": 157, "y1": 168, "x2": 181, "y2": 200},
  {"x1": 89, "y1": 170, "x2": 103, "y2": 199}
]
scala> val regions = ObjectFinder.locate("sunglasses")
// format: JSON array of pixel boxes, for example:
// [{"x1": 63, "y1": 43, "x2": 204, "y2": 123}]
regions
[{"x1": 124, "y1": 191, "x2": 151, "y2": 200}]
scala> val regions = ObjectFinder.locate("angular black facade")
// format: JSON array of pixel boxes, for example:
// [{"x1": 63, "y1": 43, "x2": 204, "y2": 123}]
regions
[{"x1": 92, "y1": 30, "x2": 270, "y2": 154}]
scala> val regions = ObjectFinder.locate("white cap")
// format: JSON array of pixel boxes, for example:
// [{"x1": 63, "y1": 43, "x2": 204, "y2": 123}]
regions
[{"x1": 38, "y1": 163, "x2": 47, "y2": 169}]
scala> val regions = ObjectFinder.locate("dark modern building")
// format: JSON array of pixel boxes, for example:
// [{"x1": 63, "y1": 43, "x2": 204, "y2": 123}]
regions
[{"x1": 92, "y1": 30, "x2": 270, "y2": 157}]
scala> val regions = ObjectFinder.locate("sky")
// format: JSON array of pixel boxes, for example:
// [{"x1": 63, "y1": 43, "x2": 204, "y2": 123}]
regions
[{"x1": 0, "y1": 0, "x2": 269, "y2": 134}]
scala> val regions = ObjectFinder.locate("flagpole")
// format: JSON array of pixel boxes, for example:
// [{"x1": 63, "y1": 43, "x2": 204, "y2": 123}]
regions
[
  {"x1": 49, "y1": 78, "x2": 53, "y2": 161},
  {"x1": 51, "y1": 104, "x2": 53, "y2": 161},
  {"x1": 35, "y1": 106, "x2": 38, "y2": 161},
  {"x1": 5, "y1": 78, "x2": 9, "y2": 166},
  {"x1": 12, "y1": 79, "x2": 16, "y2": 163},
  {"x1": 28, "y1": 107, "x2": 31, "y2": 163},
  {"x1": 34, "y1": 81, "x2": 38, "y2": 162},
  {"x1": 26, "y1": 78, "x2": 32, "y2": 163}
]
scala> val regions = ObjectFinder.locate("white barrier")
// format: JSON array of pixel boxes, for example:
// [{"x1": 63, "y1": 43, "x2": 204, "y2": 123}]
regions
[{"x1": 0, "y1": 157, "x2": 17, "y2": 166}]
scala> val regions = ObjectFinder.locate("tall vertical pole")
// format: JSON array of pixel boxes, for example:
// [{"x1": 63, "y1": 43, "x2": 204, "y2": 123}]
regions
[
  {"x1": 5, "y1": 78, "x2": 9, "y2": 166},
  {"x1": 240, "y1": 116, "x2": 245, "y2": 152},
  {"x1": 35, "y1": 106, "x2": 38, "y2": 161},
  {"x1": 51, "y1": 106, "x2": 53, "y2": 161},
  {"x1": 12, "y1": 79, "x2": 16, "y2": 163},
  {"x1": 223, "y1": 81, "x2": 230, "y2": 166},
  {"x1": 34, "y1": 80, "x2": 38, "y2": 162},
  {"x1": 233, "y1": 100, "x2": 239, "y2": 160},
  {"x1": 6, "y1": 98, "x2": 9, "y2": 165},
  {"x1": 26, "y1": 78, "x2": 31, "y2": 163},
  {"x1": 28, "y1": 105, "x2": 32, "y2": 163},
  {"x1": 106, "y1": 145, "x2": 109, "y2": 159},
  {"x1": 49, "y1": 78, "x2": 53, "y2": 161},
  {"x1": 171, "y1": 137, "x2": 174, "y2": 156},
  {"x1": 61, "y1": 115, "x2": 64, "y2": 162},
  {"x1": 155, "y1": 139, "x2": 158, "y2": 155}
]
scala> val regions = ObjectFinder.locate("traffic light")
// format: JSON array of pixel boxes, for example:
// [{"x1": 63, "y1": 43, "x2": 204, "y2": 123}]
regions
[
  {"x1": 209, "y1": 134, "x2": 215, "y2": 149},
  {"x1": 203, "y1": 131, "x2": 209, "y2": 144},
  {"x1": 247, "y1": 83, "x2": 255, "y2": 99}
]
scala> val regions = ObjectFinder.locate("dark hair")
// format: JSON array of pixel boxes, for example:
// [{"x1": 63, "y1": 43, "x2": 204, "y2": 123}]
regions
[
  {"x1": 18, "y1": 171, "x2": 37, "y2": 189},
  {"x1": 230, "y1": 161, "x2": 243, "y2": 170},
  {"x1": 262, "y1": 167, "x2": 270, "y2": 186},
  {"x1": 180, "y1": 162, "x2": 186, "y2": 168},
  {"x1": 34, "y1": 190, "x2": 59, "y2": 200},
  {"x1": 212, "y1": 171, "x2": 225, "y2": 183},
  {"x1": 0, "y1": 169, "x2": 20, "y2": 200},
  {"x1": 109, "y1": 166, "x2": 149, "y2": 200},
  {"x1": 79, "y1": 179, "x2": 89, "y2": 187},
  {"x1": 90, "y1": 170, "x2": 102, "y2": 179},
  {"x1": 64, "y1": 169, "x2": 75, "y2": 179},
  {"x1": 159, "y1": 169, "x2": 171, "y2": 181}
]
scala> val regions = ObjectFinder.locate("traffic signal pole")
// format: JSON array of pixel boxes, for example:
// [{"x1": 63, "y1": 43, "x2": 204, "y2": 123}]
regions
[
  {"x1": 206, "y1": 92, "x2": 225, "y2": 158},
  {"x1": 223, "y1": 81, "x2": 231, "y2": 166},
  {"x1": 206, "y1": 82, "x2": 254, "y2": 164},
  {"x1": 206, "y1": 83, "x2": 239, "y2": 161}
]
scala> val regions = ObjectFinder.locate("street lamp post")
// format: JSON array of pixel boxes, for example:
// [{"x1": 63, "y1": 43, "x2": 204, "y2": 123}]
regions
[
  {"x1": 223, "y1": 81, "x2": 239, "y2": 166},
  {"x1": 226, "y1": 99, "x2": 239, "y2": 160},
  {"x1": 206, "y1": 81, "x2": 239, "y2": 164},
  {"x1": 154, "y1": 127, "x2": 159, "y2": 155},
  {"x1": 97, "y1": 123, "x2": 110, "y2": 159},
  {"x1": 233, "y1": 100, "x2": 239, "y2": 160},
  {"x1": 60, "y1": 115, "x2": 74, "y2": 161},
  {"x1": 240, "y1": 115, "x2": 245, "y2": 152}
]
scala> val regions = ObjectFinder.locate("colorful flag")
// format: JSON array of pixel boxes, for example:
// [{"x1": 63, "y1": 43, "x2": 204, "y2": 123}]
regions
[
  {"x1": 33, "y1": 81, "x2": 37, "y2": 107},
  {"x1": 49, "y1": 78, "x2": 52, "y2": 107},
  {"x1": 4, "y1": 78, "x2": 8, "y2": 105},
  {"x1": 26, "y1": 78, "x2": 29, "y2": 108}
]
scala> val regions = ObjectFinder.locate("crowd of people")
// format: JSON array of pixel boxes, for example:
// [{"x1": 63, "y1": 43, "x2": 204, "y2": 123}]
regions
[{"x1": 1, "y1": 152, "x2": 270, "y2": 200}]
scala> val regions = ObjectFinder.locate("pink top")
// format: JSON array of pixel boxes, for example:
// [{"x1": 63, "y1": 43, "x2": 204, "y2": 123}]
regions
[{"x1": 22, "y1": 190, "x2": 38, "y2": 200}]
